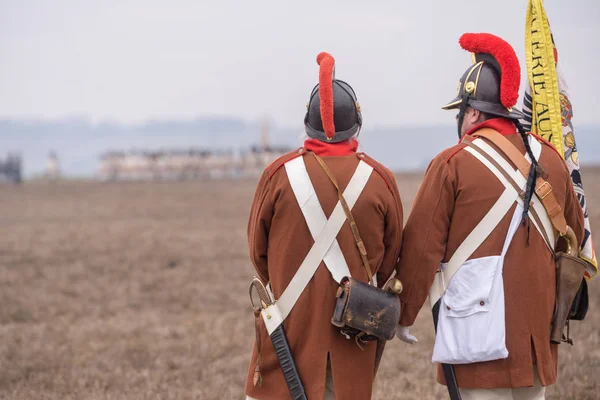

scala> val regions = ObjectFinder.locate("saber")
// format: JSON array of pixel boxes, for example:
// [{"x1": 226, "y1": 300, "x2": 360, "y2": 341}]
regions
[
  {"x1": 249, "y1": 278, "x2": 307, "y2": 400},
  {"x1": 432, "y1": 299, "x2": 462, "y2": 400}
]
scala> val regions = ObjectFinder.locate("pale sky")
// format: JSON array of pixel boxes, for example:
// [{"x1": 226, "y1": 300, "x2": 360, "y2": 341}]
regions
[{"x1": 1, "y1": 0, "x2": 598, "y2": 127}]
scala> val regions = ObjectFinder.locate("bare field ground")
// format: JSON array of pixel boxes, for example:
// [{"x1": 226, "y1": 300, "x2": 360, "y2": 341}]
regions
[{"x1": 0, "y1": 170, "x2": 599, "y2": 400}]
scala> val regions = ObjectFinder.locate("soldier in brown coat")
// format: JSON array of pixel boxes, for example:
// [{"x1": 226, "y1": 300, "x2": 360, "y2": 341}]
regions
[
  {"x1": 396, "y1": 34, "x2": 585, "y2": 399},
  {"x1": 245, "y1": 53, "x2": 403, "y2": 399}
]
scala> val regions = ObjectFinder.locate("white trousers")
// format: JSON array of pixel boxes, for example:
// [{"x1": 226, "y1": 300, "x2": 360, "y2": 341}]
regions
[
  {"x1": 246, "y1": 360, "x2": 334, "y2": 400},
  {"x1": 460, "y1": 369, "x2": 546, "y2": 400}
]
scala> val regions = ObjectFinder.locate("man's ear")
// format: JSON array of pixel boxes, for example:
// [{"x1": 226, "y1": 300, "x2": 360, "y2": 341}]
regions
[{"x1": 469, "y1": 108, "x2": 481, "y2": 124}]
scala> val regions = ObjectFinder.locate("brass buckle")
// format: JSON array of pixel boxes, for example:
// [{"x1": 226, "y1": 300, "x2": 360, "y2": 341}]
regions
[{"x1": 537, "y1": 181, "x2": 553, "y2": 200}]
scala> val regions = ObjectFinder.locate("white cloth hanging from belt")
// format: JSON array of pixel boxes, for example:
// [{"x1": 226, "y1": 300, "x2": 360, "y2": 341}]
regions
[
  {"x1": 261, "y1": 156, "x2": 373, "y2": 335},
  {"x1": 432, "y1": 203, "x2": 522, "y2": 363},
  {"x1": 430, "y1": 135, "x2": 553, "y2": 364}
]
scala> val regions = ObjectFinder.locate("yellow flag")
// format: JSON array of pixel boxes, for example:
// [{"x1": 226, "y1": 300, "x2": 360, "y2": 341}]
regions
[
  {"x1": 524, "y1": 0, "x2": 563, "y2": 154},
  {"x1": 523, "y1": 0, "x2": 597, "y2": 278}
]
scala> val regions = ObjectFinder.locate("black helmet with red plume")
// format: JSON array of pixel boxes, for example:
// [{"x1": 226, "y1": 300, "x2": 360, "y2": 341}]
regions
[
  {"x1": 443, "y1": 33, "x2": 525, "y2": 134},
  {"x1": 445, "y1": 33, "x2": 544, "y2": 230},
  {"x1": 305, "y1": 52, "x2": 362, "y2": 143}
]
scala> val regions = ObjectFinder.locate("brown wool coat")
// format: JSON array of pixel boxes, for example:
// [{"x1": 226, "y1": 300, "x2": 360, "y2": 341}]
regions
[
  {"x1": 245, "y1": 149, "x2": 403, "y2": 400},
  {"x1": 397, "y1": 124, "x2": 585, "y2": 389}
]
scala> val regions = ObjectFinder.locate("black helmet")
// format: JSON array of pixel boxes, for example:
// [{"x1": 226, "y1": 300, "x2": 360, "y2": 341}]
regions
[
  {"x1": 443, "y1": 33, "x2": 524, "y2": 132},
  {"x1": 304, "y1": 52, "x2": 362, "y2": 143}
]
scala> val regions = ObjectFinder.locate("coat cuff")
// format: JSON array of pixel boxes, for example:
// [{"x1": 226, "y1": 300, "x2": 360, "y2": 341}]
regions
[{"x1": 399, "y1": 303, "x2": 420, "y2": 327}]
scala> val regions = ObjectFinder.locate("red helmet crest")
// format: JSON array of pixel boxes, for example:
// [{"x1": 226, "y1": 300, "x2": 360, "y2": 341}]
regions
[{"x1": 459, "y1": 33, "x2": 521, "y2": 109}]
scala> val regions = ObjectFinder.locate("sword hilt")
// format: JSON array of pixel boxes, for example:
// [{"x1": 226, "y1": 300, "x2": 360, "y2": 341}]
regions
[{"x1": 249, "y1": 277, "x2": 273, "y2": 310}]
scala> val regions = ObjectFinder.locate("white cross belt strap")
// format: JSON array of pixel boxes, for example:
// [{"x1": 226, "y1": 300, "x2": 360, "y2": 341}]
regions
[
  {"x1": 429, "y1": 135, "x2": 552, "y2": 309},
  {"x1": 261, "y1": 156, "x2": 373, "y2": 335},
  {"x1": 285, "y1": 156, "x2": 378, "y2": 287},
  {"x1": 285, "y1": 156, "x2": 351, "y2": 283}
]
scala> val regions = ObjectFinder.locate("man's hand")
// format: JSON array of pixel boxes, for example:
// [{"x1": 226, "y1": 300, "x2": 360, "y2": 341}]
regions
[{"x1": 396, "y1": 324, "x2": 418, "y2": 344}]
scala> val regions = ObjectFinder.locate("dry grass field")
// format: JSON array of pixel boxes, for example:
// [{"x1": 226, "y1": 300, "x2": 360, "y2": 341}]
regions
[{"x1": 0, "y1": 170, "x2": 599, "y2": 399}]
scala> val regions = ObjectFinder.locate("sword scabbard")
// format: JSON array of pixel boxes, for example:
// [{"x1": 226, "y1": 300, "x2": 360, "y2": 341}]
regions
[{"x1": 248, "y1": 277, "x2": 307, "y2": 399}]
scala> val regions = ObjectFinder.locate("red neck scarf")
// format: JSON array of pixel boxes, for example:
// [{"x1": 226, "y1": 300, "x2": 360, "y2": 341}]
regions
[
  {"x1": 303, "y1": 138, "x2": 358, "y2": 156},
  {"x1": 464, "y1": 117, "x2": 518, "y2": 139}
]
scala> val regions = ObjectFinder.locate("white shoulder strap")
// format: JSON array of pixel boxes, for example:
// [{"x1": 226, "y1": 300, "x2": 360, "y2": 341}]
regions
[
  {"x1": 529, "y1": 134, "x2": 542, "y2": 160},
  {"x1": 285, "y1": 156, "x2": 351, "y2": 283},
  {"x1": 262, "y1": 157, "x2": 373, "y2": 334},
  {"x1": 502, "y1": 202, "x2": 525, "y2": 256}
]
